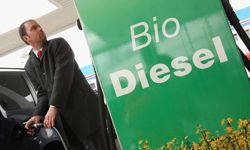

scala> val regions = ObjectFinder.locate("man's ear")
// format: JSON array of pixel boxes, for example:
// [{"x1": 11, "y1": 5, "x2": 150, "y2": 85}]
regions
[{"x1": 23, "y1": 35, "x2": 29, "y2": 43}]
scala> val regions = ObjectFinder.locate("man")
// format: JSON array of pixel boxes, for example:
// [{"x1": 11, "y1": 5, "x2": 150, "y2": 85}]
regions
[{"x1": 18, "y1": 19, "x2": 104, "y2": 150}]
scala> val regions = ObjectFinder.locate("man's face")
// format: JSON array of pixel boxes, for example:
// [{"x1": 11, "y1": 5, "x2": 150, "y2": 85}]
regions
[{"x1": 23, "y1": 21, "x2": 47, "y2": 46}]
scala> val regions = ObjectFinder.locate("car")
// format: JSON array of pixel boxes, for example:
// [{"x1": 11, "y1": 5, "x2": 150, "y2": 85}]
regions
[
  {"x1": 0, "y1": 68, "x2": 119, "y2": 150},
  {"x1": 0, "y1": 68, "x2": 67, "y2": 150}
]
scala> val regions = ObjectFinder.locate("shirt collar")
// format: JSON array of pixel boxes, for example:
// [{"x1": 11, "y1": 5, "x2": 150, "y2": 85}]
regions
[{"x1": 32, "y1": 48, "x2": 43, "y2": 58}]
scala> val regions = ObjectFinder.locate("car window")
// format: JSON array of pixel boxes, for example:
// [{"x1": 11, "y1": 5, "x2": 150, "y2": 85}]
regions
[
  {"x1": 0, "y1": 85, "x2": 34, "y2": 111},
  {"x1": 0, "y1": 92, "x2": 21, "y2": 110},
  {"x1": 0, "y1": 72, "x2": 35, "y2": 110}
]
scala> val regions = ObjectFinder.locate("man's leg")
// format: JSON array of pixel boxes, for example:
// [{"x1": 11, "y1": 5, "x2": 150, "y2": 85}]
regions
[
  {"x1": 82, "y1": 127, "x2": 106, "y2": 150},
  {"x1": 59, "y1": 116, "x2": 85, "y2": 150}
]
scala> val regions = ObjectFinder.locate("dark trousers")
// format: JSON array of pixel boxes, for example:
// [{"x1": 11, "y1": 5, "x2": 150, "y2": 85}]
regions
[
  {"x1": 82, "y1": 127, "x2": 106, "y2": 150},
  {"x1": 58, "y1": 116, "x2": 84, "y2": 150},
  {"x1": 60, "y1": 116, "x2": 105, "y2": 150},
  {"x1": 66, "y1": 126, "x2": 106, "y2": 150}
]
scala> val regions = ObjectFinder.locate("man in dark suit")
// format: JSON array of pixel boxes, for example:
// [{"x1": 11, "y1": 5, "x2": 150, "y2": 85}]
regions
[{"x1": 18, "y1": 19, "x2": 105, "y2": 150}]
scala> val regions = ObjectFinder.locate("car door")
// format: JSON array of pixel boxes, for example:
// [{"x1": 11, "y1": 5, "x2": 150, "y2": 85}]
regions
[{"x1": 0, "y1": 70, "x2": 37, "y2": 123}]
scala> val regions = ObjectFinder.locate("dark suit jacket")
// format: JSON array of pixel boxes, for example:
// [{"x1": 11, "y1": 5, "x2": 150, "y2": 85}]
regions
[{"x1": 25, "y1": 38, "x2": 100, "y2": 140}]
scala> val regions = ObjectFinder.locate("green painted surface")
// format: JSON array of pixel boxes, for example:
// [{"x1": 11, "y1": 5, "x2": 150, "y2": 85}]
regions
[{"x1": 74, "y1": 0, "x2": 250, "y2": 149}]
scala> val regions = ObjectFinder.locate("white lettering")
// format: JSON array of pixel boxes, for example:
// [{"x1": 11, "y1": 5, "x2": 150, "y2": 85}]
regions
[
  {"x1": 150, "y1": 64, "x2": 170, "y2": 83},
  {"x1": 110, "y1": 70, "x2": 136, "y2": 97},
  {"x1": 130, "y1": 17, "x2": 180, "y2": 51},
  {"x1": 193, "y1": 49, "x2": 215, "y2": 69},
  {"x1": 153, "y1": 17, "x2": 160, "y2": 43},
  {"x1": 162, "y1": 18, "x2": 180, "y2": 38},
  {"x1": 130, "y1": 22, "x2": 152, "y2": 51},
  {"x1": 135, "y1": 63, "x2": 149, "y2": 89},
  {"x1": 171, "y1": 56, "x2": 192, "y2": 76},
  {"x1": 213, "y1": 36, "x2": 228, "y2": 63}
]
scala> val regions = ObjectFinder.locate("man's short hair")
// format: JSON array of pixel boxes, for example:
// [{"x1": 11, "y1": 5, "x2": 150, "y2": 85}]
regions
[{"x1": 18, "y1": 19, "x2": 36, "y2": 45}]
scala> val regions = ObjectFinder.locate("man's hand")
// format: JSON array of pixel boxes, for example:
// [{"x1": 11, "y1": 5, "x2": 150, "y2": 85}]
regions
[
  {"x1": 44, "y1": 106, "x2": 58, "y2": 128},
  {"x1": 25, "y1": 115, "x2": 43, "y2": 129}
]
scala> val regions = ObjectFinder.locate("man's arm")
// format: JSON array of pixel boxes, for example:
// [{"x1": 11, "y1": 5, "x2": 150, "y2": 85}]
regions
[
  {"x1": 49, "y1": 38, "x2": 75, "y2": 109},
  {"x1": 44, "y1": 38, "x2": 76, "y2": 128}
]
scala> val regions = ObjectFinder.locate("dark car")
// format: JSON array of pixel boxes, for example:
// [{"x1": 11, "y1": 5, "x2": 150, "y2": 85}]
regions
[
  {"x1": 0, "y1": 68, "x2": 119, "y2": 150},
  {"x1": 0, "y1": 68, "x2": 67, "y2": 150}
]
